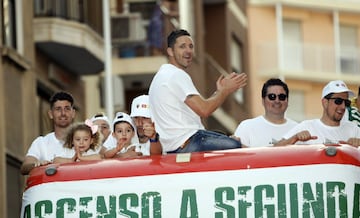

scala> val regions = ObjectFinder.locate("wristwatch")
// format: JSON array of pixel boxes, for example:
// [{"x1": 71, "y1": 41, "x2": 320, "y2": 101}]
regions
[{"x1": 149, "y1": 133, "x2": 159, "y2": 143}]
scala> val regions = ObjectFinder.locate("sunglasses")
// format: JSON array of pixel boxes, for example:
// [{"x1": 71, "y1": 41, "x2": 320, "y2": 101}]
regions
[
  {"x1": 267, "y1": 93, "x2": 287, "y2": 101},
  {"x1": 326, "y1": 97, "x2": 351, "y2": 107}
]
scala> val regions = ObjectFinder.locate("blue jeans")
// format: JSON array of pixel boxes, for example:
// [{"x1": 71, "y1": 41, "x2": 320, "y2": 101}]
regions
[{"x1": 167, "y1": 130, "x2": 242, "y2": 153}]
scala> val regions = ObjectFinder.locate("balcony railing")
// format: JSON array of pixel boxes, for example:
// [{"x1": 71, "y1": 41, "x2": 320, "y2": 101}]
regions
[
  {"x1": 34, "y1": 0, "x2": 84, "y2": 21},
  {"x1": 257, "y1": 42, "x2": 360, "y2": 76}
]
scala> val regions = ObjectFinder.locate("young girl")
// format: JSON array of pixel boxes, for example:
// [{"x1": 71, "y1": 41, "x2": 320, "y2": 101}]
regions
[
  {"x1": 104, "y1": 112, "x2": 150, "y2": 158},
  {"x1": 53, "y1": 119, "x2": 103, "y2": 163}
]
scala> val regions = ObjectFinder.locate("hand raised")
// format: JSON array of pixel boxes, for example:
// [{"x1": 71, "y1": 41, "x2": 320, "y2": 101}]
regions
[{"x1": 216, "y1": 72, "x2": 247, "y2": 95}]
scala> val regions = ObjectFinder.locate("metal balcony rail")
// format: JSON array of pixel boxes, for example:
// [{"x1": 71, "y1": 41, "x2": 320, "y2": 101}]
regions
[
  {"x1": 257, "y1": 42, "x2": 360, "y2": 75},
  {"x1": 34, "y1": 0, "x2": 84, "y2": 22}
]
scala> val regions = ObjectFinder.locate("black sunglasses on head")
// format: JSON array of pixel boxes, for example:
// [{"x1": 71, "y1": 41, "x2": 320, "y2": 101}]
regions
[
  {"x1": 326, "y1": 97, "x2": 351, "y2": 107},
  {"x1": 267, "y1": 93, "x2": 287, "y2": 101}
]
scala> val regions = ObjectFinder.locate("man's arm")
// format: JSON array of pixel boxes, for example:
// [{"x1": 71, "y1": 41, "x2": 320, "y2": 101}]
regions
[
  {"x1": 143, "y1": 123, "x2": 162, "y2": 155},
  {"x1": 20, "y1": 156, "x2": 50, "y2": 175},
  {"x1": 185, "y1": 72, "x2": 247, "y2": 118},
  {"x1": 339, "y1": 138, "x2": 360, "y2": 148},
  {"x1": 274, "y1": 130, "x2": 318, "y2": 146}
]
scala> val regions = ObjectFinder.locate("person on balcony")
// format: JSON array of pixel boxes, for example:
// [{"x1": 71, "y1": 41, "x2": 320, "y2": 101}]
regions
[{"x1": 149, "y1": 29, "x2": 247, "y2": 154}]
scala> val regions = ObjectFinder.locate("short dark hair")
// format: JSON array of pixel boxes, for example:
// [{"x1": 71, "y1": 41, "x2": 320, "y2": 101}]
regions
[
  {"x1": 167, "y1": 29, "x2": 191, "y2": 48},
  {"x1": 261, "y1": 78, "x2": 289, "y2": 98},
  {"x1": 49, "y1": 91, "x2": 74, "y2": 108}
]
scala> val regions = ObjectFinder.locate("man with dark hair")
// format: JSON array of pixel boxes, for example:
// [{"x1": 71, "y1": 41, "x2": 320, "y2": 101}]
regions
[
  {"x1": 149, "y1": 29, "x2": 247, "y2": 153},
  {"x1": 275, "y1": 80, "x2": 360, "y2": 148},
  {"x1": 21, "y1": 91, "x2": 76, "y2": 174},
  {"x1": 234, "y1": 78, "x2": 297, "y2": 147}
]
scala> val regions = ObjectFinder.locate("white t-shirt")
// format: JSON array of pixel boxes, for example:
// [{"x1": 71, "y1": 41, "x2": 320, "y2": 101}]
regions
[
  {"x1": 103, "y1": 135, "x2": 139, "y2": 148},
  {"x1": 55, "y1": 146, "x2": 102, "y2": 159},
  {"x1": 103, "y1": 135, "x2": 150, "y2": 156},
  {"x1": 149, "y1": 64, "x2": 204, "y2": 152},
  {"x1": 283, "y1": 119, "x2": 360, "y2": 144},
  {"x1": 26, "y1": 132, "x2": 64, "y2": 162},
  {"x1": 234, "y1": 116, "x2": 298, "y2": 147}
]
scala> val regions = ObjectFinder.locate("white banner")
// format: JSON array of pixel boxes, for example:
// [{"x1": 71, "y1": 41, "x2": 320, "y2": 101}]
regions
[{"x1": 21, "y1": 164, "x2": 360, "y2": 218}]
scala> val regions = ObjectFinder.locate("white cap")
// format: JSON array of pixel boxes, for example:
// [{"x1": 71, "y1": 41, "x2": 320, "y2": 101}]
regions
[
  {"x1": 112, "y1": 112, "x2": 136, "y2": 131},
  {"x1": 91, "y1": 113, "x2": 110, "y2": 125},
  {"x1": 322, "y1": 80, "x2": 354, "y2": 98},
  {"x1": 130, "y1": 95, "x2": 151, "y2": 118}
]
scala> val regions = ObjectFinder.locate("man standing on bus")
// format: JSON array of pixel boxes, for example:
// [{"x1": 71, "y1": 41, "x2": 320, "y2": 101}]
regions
[{"x1": 149, "y1": 29, "x2": 247, "y2": 153}]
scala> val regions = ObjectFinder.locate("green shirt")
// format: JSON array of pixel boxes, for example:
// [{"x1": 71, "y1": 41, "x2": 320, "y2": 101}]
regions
[{"x1": 347, "y1": 106, "x2": 360, "y2": 127}]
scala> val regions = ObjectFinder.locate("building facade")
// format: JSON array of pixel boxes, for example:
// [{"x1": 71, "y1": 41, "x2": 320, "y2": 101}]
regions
[
  {"x1": 1, "y1": 0, "x2": 104, "y2": 217},
  {"x1": 1, "y1": 0, "x2": 248, "y2": 216},
  {"x1": 248, "y1": 0, "x2": 360, "y2": 120},
  {"x1": 3, "y1": 0, "x2": 360, "y2": 217}
]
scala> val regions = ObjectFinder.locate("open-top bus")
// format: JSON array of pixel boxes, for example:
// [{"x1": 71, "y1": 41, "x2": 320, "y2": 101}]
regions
[{"x1": 21, "y1": 144, "x2": 360, "y2": 217}]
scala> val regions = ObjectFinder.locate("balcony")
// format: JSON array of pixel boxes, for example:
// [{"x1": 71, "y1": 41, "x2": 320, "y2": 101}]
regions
[
  {"x1": 249, "y1": 0, "x2": 360, "y2": 13},
  {"x1": 33, "y1": 0, "x2": 104, "y2": 75},
  {"x1": 256, "y1": 42, "x2": 360, "y2": 84}
]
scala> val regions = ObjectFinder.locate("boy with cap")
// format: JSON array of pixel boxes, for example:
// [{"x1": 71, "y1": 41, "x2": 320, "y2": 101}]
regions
[
  {"x1": 104, "y1": 112, "x2": 150, "y2": 158},
  {"x1": 102, "y1": 95, "x2": 162, "y2": 156},
  {"x1": 275, "y1": 80, "x2": 360, "y2": 148}
]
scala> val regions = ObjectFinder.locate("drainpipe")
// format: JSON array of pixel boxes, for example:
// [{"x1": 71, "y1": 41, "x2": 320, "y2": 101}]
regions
[
  {"x1": 333, "y1": 10, "x2": 341, "y2": 74},
  {"x1": 276, "y1": 3, "x2": 284, "y2": 80},
  {"x1": 102, "y1": 0, "x2": 114, "y2": 120},
  {"x1": 179, "y1": 0, "x2": 194, "y2": 35}
]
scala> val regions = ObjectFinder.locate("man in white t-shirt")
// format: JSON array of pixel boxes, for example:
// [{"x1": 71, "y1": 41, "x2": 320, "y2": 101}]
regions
[
  {"x1": 275, "y1": 80, "x2": 360, "y2": 148},
  {"x1": 234, "y1": 78, "x2": 297, "y2": 147},
  {"x1": 20, "y1": 91, "x2": 76, "y2": 175},
  {"x1": 130, "y1": 95, "x2": 162, "y2": 155},
  {"x1": 148, "y1": 29, "x2": 248, "y2": 153}
]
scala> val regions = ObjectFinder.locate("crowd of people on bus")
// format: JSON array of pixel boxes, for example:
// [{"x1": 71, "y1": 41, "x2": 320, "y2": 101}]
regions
[{"x1": 20, "y1": 29, "x2": 360, "y2": 175}]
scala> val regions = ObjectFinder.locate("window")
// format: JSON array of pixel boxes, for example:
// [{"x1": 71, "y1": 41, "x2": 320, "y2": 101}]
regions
[
  {"x1": 2, "y1": 0, "x2": 17, "y2": 49},
  {"x1": 283, "y1": 20, "x2": 303, "y2": 71},
  {"x1": 34, "y1": 0, "x2": 83, "y2": 21},
  {"x1": 340, "y1": 25, "x2": 359, "y2": 74},
  {"x1": 231, "y1": 38, "x2": 244, "y2": 104},
  {"x1": 287, "y1": 90, "x2": 305, "y2": 122}
]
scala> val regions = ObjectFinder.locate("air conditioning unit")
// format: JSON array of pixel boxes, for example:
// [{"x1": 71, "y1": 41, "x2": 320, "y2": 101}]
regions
[{"x1": 111, "y1": 13, "x2": 145, "y2": 44}]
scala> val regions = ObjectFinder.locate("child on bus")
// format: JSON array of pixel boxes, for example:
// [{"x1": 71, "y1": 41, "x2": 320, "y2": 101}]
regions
[
  {"x1": 104, "y1": 112, "x2": 150, "y2": 158},
  {"x1": 53, "y1": 119, "x2": 103, "y2": 163}
]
